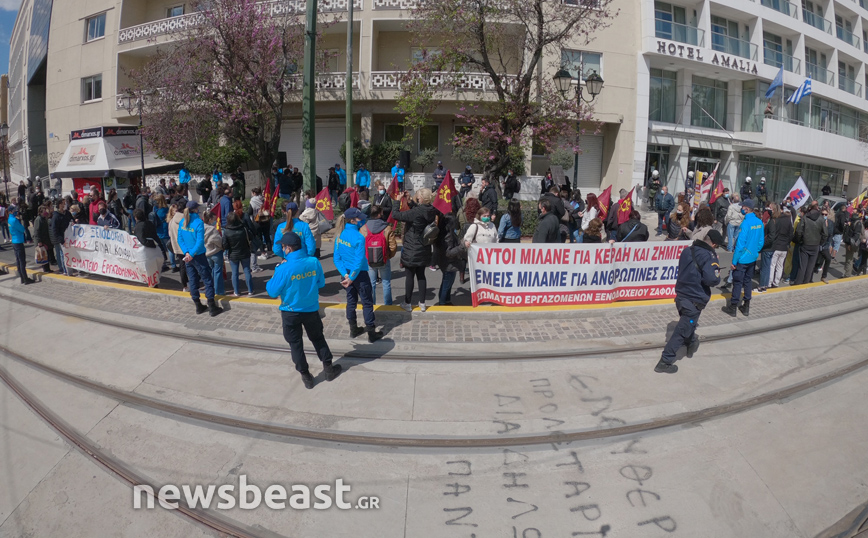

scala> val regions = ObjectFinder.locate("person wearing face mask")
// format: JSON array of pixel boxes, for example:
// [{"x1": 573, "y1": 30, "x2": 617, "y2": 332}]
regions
[
  {"x1": 722, "y1": 199, "x2": 764, "y2": 317},
  {"x1": 464, "y1": 207, "x2": 498, "y2": 245},
  {"x1": 711, "y1": 188, "x2": 731, "y2": 234},
  {"x1": 266, "y1": 232, "x2": 339, "y2": 390},
  {"x1": 724, "y1": 194, "x2": 743, "y2": 252},
  {"x1": 478, "y1": 177, "x2": 499, "y2": 218},
  {"x1": 432, "y1": 161, "x2": 446, "y2": 190},
  {"x1": 178, "y1": 201, "x2": 223, "y2": 316},
  {"x1": 458, "y1": 166, "x2": 475, "y2": 199},
  {"x1": 335, "y1": 207, "x2": 384, "y2": 342},
  {"x1": 8, "y1": 206, "x2": 34, "y2": 284},
  {"x1": 793, "y1": 201, "x2": 827, "y2": 286},
  {"x1": 32, "y1": 204, "x2": 55, "y2": 272},
  {"x1": 371, "y1": 181, "x2": 393, "y2": 221},
  {"x1": 96, "y1": 202, "x2": 121, "y2": 229},
  {"x1": 666, "y1": 202, "x2": 691, "y2": 240},
  {"x1": 503, "y1": 169, "x2": 519, "y2": 200},
  {"x1": 69, "y1": 204, "x2": 84, "y2": 225}
]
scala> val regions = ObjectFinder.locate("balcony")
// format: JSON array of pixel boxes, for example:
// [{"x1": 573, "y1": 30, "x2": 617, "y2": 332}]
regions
[
  {"x1": 655, "y1": 19, "x2": 705, "y2": 47},
  {"x1": 836, "y1": 26, "x2": 861, "y2": 50},
  {"x1": 118, "y1": 0, "x2": 364, "y2": 44},
  {"x1": 806, "y1": 63, "x2": 835, "y2": 86},
  {"x1": 760, "y1": 0, "x2": 798, "y2": 18},
  {"x1": 114, "y1": 72, "x2": 361, "y2": 110},
  {"x1": 372, "y1": 0, "x2": 417, "y2": 8},
  {"x1": 370, "y1": 71, "x2": 518, "y2": 92},
  {"x1": 839, "y1": 76, "x2": 863, "y2": 97},
  {"x1": 763, "y1": 48, "x2": 801, "y2": 73},
  {"x1": 802, "y1": 10, "x2": 832, "y2": 34},
  {"x1": 712, "y1": 33, "x2": 758, "y2": 60}
]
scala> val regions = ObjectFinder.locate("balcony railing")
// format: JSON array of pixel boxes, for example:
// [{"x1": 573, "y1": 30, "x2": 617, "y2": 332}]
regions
[
  {"x1": 839, "y1": 76, "x2": 863, "y2": 97},
  {"x1": 836, "y1": 26, "x2": 861, "y2": 49},
  {"x1": 712, "y1": 33, "x2": 758, "y2": 60},
  {"x1": 763, "y1": 48, "x2": 801, "y2": 74},
  {"x1": 655, "y1": 19, "x2": 705, "y2": 47},
  {"x1": 802, "y1": 10, "x2": 832, "y2": 34},
  {"x1": 759, "y1": 0, "x2": 798, "y2": 18},
  {"x1": 119, "y1": 0, "x2": 364, "y2": 44},
  {"x1": 114, "y1": 72, "x2": 360, "y2": 110},
  {"x1": 370, "y1": 71, "x2": 518, "y2": 92},
  {"x1": 372, "y1": 0, "x2": 418, "y2": 8},
  {"x1": 806, "y1": 63, "x2": 835, "y2": 86}
]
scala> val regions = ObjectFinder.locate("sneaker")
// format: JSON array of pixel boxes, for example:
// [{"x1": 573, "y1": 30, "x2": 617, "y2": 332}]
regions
[
  {"x1": 654, "y1": 360, "x2": 678, "y2": 374},
  {"x1": 821, "y1": 278, "x2": 829, "y2": 284},
  {"x1": 248, "y1": 292, "x2": 255, "y2": 297},
  {"x1": 301, "y1": 371, "x2": 315, "y2": 389},
  {"x1": 171, "y1": 266, "x2": 179, "y2": 273},
  {"x1": 233, "y1": 293, "x2": 240, "y2": 297},
  {"x1": 427, "y1": 266, "x2": 438, "y2": 272},
  {"x1": 686, "y1": 338, "x2": 700, "y2": 358},
  {"x1": 419, "y1": 302, "x2": 427, "y2": 312},
  {"x1": 22, "y1": 277, "x2": 35, "y2": 285},
  {"x1": 755, "y1": 287, "x2": 766, "y2": 294},
  {"x1": 399, "y1": 302, "x2": 412, "y2": 312}
]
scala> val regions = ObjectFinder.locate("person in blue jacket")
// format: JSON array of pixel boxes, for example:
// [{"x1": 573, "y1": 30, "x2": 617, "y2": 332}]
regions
[
  {"x1": 266, "y1": 232, "x2": 340, "y2": 389},
  {"x1": 178, "y1": 201, "x2": 223, "y2": 317},
  {"x1": 722, "y1": 198, "x2": 764, "y2": 317},
  {"x1": 655, "y1": 229, "x2": 724, "y2": 374},
  {"x1": 391, "y1": 160, "x2": 405, "y2": 191},
  {"x1": 334, "y1": 208, "x2": 384, "y2": 343},
  {"x1": 335, "y1": 163, "x2": 347, "y2": 189},
  {"x1": 8, "y1": 206, "x2": 34, "y2": 284},
  {"x1": 355, "y1": 164, "x2": 371, "y2": 196},
  {"x1": 179, "y1": 167, "x2": 191, "y2": 185},
  {"x1": 211, "y1": 167, "x2": 223, "y2": 186},
  {"x1": 272, "y1": 202, "x2": 316, "y2": 258}
]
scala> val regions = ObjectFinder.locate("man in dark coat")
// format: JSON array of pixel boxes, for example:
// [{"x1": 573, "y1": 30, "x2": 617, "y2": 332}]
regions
[
  {"x1": 540, "y1": 186, "x2": 565, "y2": 221},
  {"x1": 615, "y1": 210, "x2": 650, "y2": 242},
  {"x1": 711, "y1": 188, "x2": 731, "y2": 233},
  {"x1": 478, "y1": 177, "x2": 498, "y2": 216},
  {"x1": 533, "y1": 199, "x2": 560, "y2": 243}
]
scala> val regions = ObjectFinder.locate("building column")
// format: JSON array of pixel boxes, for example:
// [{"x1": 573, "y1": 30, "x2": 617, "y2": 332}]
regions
[
  {"x1": 361, "y1": 110, "x2": 373, "y2": 147},
  {"x1": 521, "y1": 127, "x2": 533, "y2": 178}
]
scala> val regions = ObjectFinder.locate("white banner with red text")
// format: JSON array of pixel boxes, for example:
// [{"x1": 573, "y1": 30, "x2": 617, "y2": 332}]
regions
[
  {"x1": 468, "y1": 242, "x2": 691, "y2": 307},
  {"x1": 62, "y1": 224, "x2": 163, "y2": 287}
]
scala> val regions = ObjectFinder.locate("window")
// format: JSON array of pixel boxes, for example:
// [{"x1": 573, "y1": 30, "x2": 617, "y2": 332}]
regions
[
  {"x1": 418, "y1": 124, "x2": 439, "y2": 153},
  {"x1": 384, "y1": 124, "x2": 404, "y2": 143},
  {"x1": 167, "y1": 5, "x2": 184, "y2": 17},
  {"x1": 411, "y1": 48, "x2": 442, "y2": 65},
  {"x1": 82, "y1": 75, "x2": 102, "y2": 102},
  {"x1": 649, "y1": 69, "x2": 677, "y2": 123},
  {"x1": 711, "y1": 16, "x2": 745, "y2": 56},
  {"x1": 691, "y1": 76, "x2": 727, "y2": 130},
  {"x1": 85, "y1": 13, "x2": 106, "y2": 42},
  {"x1": 561, "y1": 50, "x2": 602, "y2": 80},
  {"x1": 324, "y1": 49, "x2": 339, "y2": 72}
]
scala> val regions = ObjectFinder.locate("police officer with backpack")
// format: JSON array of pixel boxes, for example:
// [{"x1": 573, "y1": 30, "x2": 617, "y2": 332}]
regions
[
  {"x1": 655, "y1": 229, "x2": 724, "y2": 374},
  {"x1": 334, "y1": 208, "x2": 384, "y2": 342}
]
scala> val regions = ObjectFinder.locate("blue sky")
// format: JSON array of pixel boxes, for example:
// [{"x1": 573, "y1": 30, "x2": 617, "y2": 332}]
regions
[{"x1": 0, "y1": 0, "x2": 20, "y2": 75}]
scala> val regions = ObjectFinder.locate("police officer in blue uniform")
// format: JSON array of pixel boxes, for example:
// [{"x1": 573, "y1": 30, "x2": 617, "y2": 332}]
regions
[
  {"x1": 272, "y1": 202, "x2": 316, "y2": 259},
  {"x1": 266, "y1": 233, "x2": 340, "y2": 389},
  {"x1": 655, "y1": 229, "x2": 725, "y2": 374},
  {"x1": 334, "y1": 208, "x2": 384, "y2": 342}
]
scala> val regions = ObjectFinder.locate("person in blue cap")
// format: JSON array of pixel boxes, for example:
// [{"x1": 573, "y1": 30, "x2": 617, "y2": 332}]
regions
[
  {"x1": 334, "y1": 207, "x2": 384, "y2": 342},
  {"x1": 178, "y1": 200, "x2": 223, "y2": 317},
  {"x1": 266, "y1": 231, "x2": 340, "y2": 389},
  {"x1": 271, "y1": 201, "x2": 316, "y2": 258},
  {"x1": 8, "y1": 205, "x2": 34, "y2": 284}
]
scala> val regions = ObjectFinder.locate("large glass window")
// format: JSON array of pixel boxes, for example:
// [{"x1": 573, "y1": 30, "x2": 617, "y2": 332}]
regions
[
  {"x1": 82, "y1": 75, "x2": 102, "y2": 102},
  {"x1": 85, "y1": 13, "x2": 106, "y2": 42},
  {"x1": 167, "y1": 5, "x2": 184, "y2": 17},
  {"x1": 742, "y1": 80, "x2": 759, "y2": 132},
  {"x1": 384, "y1": 124, "x2": 404, "y2": 143},
  {"x1": 691, "y1": 76, "x2": 728, "y2": 129},
  {"x1": 649, "y1": 69, "x2": 677, "y2": 123},
  {"x1": 419, "y1": 125, "x2": 440, "y2": 153},
  {"x1": 561, "y1": 50, "x2": 602, "y2": 80}
]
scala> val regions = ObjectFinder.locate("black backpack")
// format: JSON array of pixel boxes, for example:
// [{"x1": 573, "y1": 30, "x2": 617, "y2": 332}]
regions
[
  {"x1": 843, "y1": 221, "x2": 859, "y2": 246},
  {"x1": 338, "y1": 191, "x2": 351, "y2": 212},
  {"x1": 422, "y1": 220, "x2": 439, "y2": 246}
]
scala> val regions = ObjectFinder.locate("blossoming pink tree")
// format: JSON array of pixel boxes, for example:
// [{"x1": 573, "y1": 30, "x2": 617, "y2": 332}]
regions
[
  {"x1": 398, "y1": 0, "x2": 616, "y2": 180},
  {"x1": 127, "y1": 0, "x2": 334, "y2": 183}
]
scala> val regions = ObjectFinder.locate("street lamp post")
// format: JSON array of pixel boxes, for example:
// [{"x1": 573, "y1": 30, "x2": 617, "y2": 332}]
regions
[
  {"x1": 553, "y1": 68, "x2": 604, "y2": 188},
  {"x1": 0, "y1": 123, "x2": 8, "y2": 201},
  {"x1": 121, "y1": 94, "x2": 146, "y2": 193},
  {"x1": 345, "y1": 0, "x2": 354, "y2": 188}
]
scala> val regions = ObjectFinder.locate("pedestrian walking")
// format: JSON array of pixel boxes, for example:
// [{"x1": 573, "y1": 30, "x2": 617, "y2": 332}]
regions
[
  {"x1": 266, "y1": 233, "x2": 340, "y2": 389},
  {"x1": 335, "y1": 207, "x2": 384, "y2": 342},
  {"x1": 178, "y1": 201, "x2": 223, "y2": 316},
  {"x1": 722, "y1": 199, "x2": 763, "y2": 317},
  {"x1": 655, "y1": 229, "x2": 724, "y2": 374}
]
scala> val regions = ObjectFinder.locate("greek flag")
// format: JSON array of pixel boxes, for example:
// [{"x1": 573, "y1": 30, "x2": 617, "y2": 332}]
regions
[
  {"x1": 787, "y1": 78, "x2": 812, "y2": 105},
  {"x1": 765, "y1": 67, "x2": 784, "y2": 99}
]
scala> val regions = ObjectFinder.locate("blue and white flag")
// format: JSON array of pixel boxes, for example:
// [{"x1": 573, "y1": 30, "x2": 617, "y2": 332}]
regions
[
  {"x1": 765, "y1": 67, "x2": 784, "y2": 99},
  {"x1": 787, "y1": 78, "x2": 812, "y2": 105}
]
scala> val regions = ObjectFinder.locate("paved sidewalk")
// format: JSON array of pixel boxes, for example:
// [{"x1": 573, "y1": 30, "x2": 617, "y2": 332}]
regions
[{"x1": 5, "y1": 269, "x2": 867, "y2": 344}]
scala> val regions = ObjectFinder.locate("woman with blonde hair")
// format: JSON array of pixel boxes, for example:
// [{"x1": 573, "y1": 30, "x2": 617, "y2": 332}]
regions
[
  {"x1": 392, "y1": 188, "x2": 438, "y2": 312},
  {"x1": 666, "y1": 202, "x2": 691, "y2": 240}
]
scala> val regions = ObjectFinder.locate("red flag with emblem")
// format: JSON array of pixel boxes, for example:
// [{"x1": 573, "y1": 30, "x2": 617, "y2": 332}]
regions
[
  {"x1": 343, "y1": 186, "x2": 359, "y2": 209},
  {"x1": 433, "y1": 171, "x2": 456, "y2": 214},
  {"x1": 314, "y1": 187, "x2": 334, "y2": 220},
  {"x1": 387, "y1": 175, "x2": 400, "y2": 200},
  {"x1": 597, "y1": 185, "x2": 612, "y2": 220},
  {"x1": 388, "y1": 193, "x2": 410, "y2": 227},
  {"x1": 616, "y1": 187, "x2": 635, "y2": 225},
  {"x1": 709, "y1": 179, "x2": 725, "y2": 205},
  {"x1": 262, "y1": 176, "x2": 273, "y2": 210},
  {"x1": 210, "y1": 205, "x2": 222, "y2": 231}
]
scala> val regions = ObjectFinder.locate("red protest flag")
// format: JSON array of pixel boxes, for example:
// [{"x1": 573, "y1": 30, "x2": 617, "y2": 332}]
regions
[
  {"x1": 597, "y1": 185, "x2": 612, "y2": 220},
  {"x1": 432, "y1": 170, "x2": 456, "y2": 214},
  {"x1": 709, "y1": 180, "x2": 725, "y2": 204},
  {"x1": 210, "y1": 205, "x2": 222, "y2": 232},
  {"x1": 388, "y1": 193, "x2": 410, "y2": 227},
  {"x1": 314, "y1": 187, "x2": 334, "y2": 220},
  {"x1": 616, "y1": 187, "x2": 635, "y2": 225},
  {"x1": 343, "y1": 186, "x2": 359, "y2": 209},
  {"x1": 387, "y1": 175, "x2": 400, "y2": 200}
]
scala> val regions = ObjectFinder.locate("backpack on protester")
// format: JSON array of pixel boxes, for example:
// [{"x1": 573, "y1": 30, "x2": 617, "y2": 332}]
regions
[
  {"x1": 422, "y1": 220, "x2": 439, "y2": 246},
  {"x1": 365, "y1": 226, "x2": 387, "y2": 268},
  {"x1": 148, "y1": 210, "x2": 160, "y2": 230},
  {"x1": 338, "y1": 191, "x2": 351, "y2": 212},
  {"x1": 843, "y1": 221, "x2": 858, "y2": 247}
]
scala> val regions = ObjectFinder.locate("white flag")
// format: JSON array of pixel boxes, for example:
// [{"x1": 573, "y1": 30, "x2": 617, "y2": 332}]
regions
[
  {"x1": 701, "y1": 164, "x2": 718, "y2": 202},
  {"x1": 787, "y1": 177, "x2": 812, "y2": 210}
]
